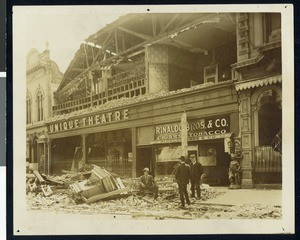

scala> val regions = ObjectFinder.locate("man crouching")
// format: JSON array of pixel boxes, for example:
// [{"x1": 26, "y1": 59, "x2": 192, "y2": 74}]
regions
[{"x1": 139, "y1": 167, "x2": 158, "y2": 200}]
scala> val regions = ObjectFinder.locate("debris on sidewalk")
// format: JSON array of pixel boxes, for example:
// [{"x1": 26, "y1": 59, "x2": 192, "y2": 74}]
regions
[
  {"x1": 26, "y1": 168, "x2": 282, "y2": 219},
  {"x1": 41, "y1": 185, "x2": 53, "y2": 197},
  {"x1": 69, "y1": 165, "x2": 129, "y2": 203},
  {"x1": 27, "y1": 164, "x2": 130, "y2": 204}
]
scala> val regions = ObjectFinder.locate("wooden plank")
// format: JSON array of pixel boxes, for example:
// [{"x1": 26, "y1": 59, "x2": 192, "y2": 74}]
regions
[
  {"x1": 114, "y1": 29, "x2": 119, "y2": 54},
  {"x1": 42, "y1": 175, "x2": 65, "y2": 185},
  {"x1": 116, "y1": 177, "x2": 125, "y2": 189},
  {"x1": 41, "y1": 185, "x2": 53, "y2": 197},
  {"x1": 85, "y1": 186, "x2": 130, "y2": 204},
  {"x1": 33, "y1": 170, "x2": 45, "y2": 183},
  {"x1": 170, "y1": 39, "x2": 208, "y2": 54},
  {"x1": 102, "y1": 177, "x2": 115, "y2": 192},
  {"x1": 193, "y1": 202, "x2": 235, "y2": 207},
  {"x1": 117, "y1": 26, "x2": 151, "y2": 41},
  {"x1": 91, "y1": 31, "x2": 113, "y2": 65},
  {"x1": 83, "y1": 44, "x2": 90, "y2": 68},
  {"x1": 26, "y1": 173, "x2": 36, "y2": 179}
]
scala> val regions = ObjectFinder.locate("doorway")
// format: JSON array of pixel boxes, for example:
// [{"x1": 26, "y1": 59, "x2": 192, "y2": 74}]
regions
[
  {"x1": 253, "y1": 88, "x2": 282, "y2": 183},
  {"x1": 136, "y1": 147, "x2": 154, "y2": 177},
  {"x1": 198, "y1": 140, "x2": 227, "y2": 185}
]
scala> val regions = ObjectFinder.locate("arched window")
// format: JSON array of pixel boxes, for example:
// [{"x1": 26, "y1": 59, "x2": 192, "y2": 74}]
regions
[
  {"x1": 26, "y1": 94, "x2": 32, "y2": 124},
  {"x1": 256, "y1": 89, "x2": 282, "y2": 147},
  {"x1": 36, "y1": 90, "x2": 44, "y2": 121}
]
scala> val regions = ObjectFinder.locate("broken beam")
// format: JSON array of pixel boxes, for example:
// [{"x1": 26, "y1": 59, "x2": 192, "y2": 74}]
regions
[
  {"x1": 33, "y1": 170, "x2": 45, "y2": 183},
  {"x1": 117, "y1": 26, "x2": 151, "y2": 41},
  {"x1": 171, "y1": 39, "x2": 208, "y2": 55}
]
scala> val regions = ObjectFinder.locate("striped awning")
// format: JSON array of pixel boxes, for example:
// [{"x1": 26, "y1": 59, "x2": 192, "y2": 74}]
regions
[
  {"x1": 99, "y1": 65, "x2": 112, "y2": 70},
  {"x1": 235, "y1": 75, "x2": 282, "y2": 91}
]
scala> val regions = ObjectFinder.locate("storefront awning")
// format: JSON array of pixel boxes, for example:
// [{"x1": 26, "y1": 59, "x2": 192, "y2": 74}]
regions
[{"x1": 235, "y1": 75, "x2": 282, "y2": 91}]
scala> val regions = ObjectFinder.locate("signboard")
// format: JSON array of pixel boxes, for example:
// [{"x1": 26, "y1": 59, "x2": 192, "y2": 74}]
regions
[
  {"x1": 154, "y1": 115, "x2": 230, "y2": 143},
  {"x1": 47, "y1": 109, "x2": 129, "y2": 133}
]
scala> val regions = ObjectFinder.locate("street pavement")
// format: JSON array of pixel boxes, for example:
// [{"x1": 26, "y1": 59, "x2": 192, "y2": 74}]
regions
[{"x1": 203, "y1": 187, "x2": 282, "y2": 206}]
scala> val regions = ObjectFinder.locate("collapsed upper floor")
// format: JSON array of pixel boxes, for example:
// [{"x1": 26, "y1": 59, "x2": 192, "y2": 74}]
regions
[{"x1": 52, "y1": 13, "x2": 281, "y2": 116}]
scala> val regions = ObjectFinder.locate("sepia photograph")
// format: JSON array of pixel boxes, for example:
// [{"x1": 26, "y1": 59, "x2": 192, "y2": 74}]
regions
[{"x1": 12, "y1": 4, "x2": 294, "y2": 235}]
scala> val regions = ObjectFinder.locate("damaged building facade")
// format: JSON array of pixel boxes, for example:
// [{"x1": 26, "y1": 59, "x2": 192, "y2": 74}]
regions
[
  {"x1": 40, "y1": 13, "x2": 282, "y2": 188},
  {"x1": 26, "y1": 45, "x2": 63, "y2": 174}
]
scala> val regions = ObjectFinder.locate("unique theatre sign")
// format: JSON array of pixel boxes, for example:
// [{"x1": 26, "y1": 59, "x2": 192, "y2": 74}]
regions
[
  {"x1": 154, "y1": 115, "x2": 230, "y2": 143},
  {"x1": 47, "y1": 109, "x2": 129, "y2": 133}
]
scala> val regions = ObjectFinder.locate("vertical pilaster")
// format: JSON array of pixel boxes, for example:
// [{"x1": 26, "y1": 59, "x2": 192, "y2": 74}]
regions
[
  {"x1": 43, "y1": 142, "x2": 46, "y2": 174},
  {"x1": 48, "y1": 139, "x2": 52, "y2": 175},
  {"x1": 131, "y1": 127, "x2": 137, "y2": 178},
  {"x1": 82, "y1": 134, "x2": 86, "y2": 164},
  {"x1": 236, "y1": 13, "x2": 250, "y2": 62},
  {"x1": 239, "y1": 90, "x2": 254, "y2": 188}
]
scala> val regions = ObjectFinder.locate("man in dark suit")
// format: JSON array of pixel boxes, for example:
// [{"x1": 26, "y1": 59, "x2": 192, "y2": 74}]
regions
[
  {"x1": 175, "y1": 156, "x2": 191, "y2": 208},
  {"x1": 139, "y1": 167, "x2": 158, "y2": 200},
  {"x1": 189, "y1": 153, "x2": 203, "y2": 199}
]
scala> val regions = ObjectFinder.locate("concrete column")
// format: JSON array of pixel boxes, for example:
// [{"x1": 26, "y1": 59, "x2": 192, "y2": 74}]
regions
[
  {"x1": 82, "y1": 134, "x2": 86, "y2": 164},
  {"x1": 43, "y1": 142, "x2": 46, "y2": 174},
  {"x1": 131, "y1": 128, "x2": 137, "y2": 178},
  {"x1": 48, "y1": 139, "x2": 52, "y2": 175},
  {"x1": 239, "y1": 90, "x2": 254, "y2": 188}
]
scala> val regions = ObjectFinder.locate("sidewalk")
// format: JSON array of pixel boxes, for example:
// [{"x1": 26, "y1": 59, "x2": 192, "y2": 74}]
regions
[{"x1": 203, "y1": 187, "x2": 282, "y2": 206}]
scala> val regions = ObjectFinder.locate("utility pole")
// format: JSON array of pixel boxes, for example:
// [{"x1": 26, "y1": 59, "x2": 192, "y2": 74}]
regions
[{"x1": 181, "y1": 111, "x2": 188, "y2": 158}]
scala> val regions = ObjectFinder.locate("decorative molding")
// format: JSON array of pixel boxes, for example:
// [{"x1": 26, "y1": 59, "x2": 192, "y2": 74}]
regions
[{"x1": 235, "y1": 75, "x2": 282, "y2": 92}]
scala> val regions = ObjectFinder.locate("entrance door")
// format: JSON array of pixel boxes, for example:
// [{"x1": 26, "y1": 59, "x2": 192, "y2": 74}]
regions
[
  {"x1": 253, "y1": 88, "x2": 282, "y2": 183},
  {"x1": 198, "y1": 140, "x2": 226, "y2": 185},
  {"x1": 136, "y1": 147, "x2": 154, "y2": 177}
]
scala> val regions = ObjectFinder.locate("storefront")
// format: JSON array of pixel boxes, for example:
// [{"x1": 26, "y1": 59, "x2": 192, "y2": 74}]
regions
[
  {"x1": 136, "y1": 114, "x2": 238, "y2": 185},
  {"x1": 235, "y1": 76, "x2": 282, "y2": 187},
  {"x1": 47, "y1": 108, "x2": 133, "y2": 176},
  {"x1": 26, "y1": 126, "x2": 49, "y2": 174},
  {"x1": 46, "y1": 100, "x2": 240, "y2": 185},
  {"x1": 46, "y1": 81, "x2": 239, "y2": 184}
]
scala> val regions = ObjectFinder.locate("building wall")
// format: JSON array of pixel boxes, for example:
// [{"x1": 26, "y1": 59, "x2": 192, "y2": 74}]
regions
[
  {"x1": 147, "y1": 45, "x2": 169, "y2": 93},
  {"x1": 26, "y1": 47, "x2": 63, "y2": 169},
  {"x1": 234, "y1": 13, "x2": 282, "y2": 188},
  {"x1": 26, "y1": 48, "x2": 63, "y2": 125}
]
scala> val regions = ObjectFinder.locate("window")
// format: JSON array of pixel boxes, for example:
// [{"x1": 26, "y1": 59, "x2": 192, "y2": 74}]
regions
[
  {"x1": 264, "y1": 13, "x2": 281, "y2": 43},
  {"x1": 36, "y1": 90, "x2": 44, "y2": 121},
  {"x1": 204, "y1": 64, "x2": 218, "y2": 83},
  {"x1": 257, "y1": 89, "x2": 281, "y2": 147},
  {"x1": 26, "y1": 95, "x2": 32, "y2": 124}
]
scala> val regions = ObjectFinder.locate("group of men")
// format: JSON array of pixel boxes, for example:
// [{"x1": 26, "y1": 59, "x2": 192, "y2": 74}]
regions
[
  {"x1": 175, "y1": 154, "x2": 203, "y2": 208},
  {"x1": 138, "y1": 152, "x2": 242, "y2": 209},
  {"x1": 139, "y1": 153, "x2": 203, "y2": 209}
]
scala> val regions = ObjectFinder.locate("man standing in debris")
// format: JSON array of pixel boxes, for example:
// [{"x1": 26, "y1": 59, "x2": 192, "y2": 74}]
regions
[
  {"x1": 139, "y1": 168, "x2": 158, "y2": 200},
  {"x1": 175, "y1": 156, "x2": 191, "y2": 208},
  {"x1": 190, "y1": 154, "x2": 203, "y2": 199}
]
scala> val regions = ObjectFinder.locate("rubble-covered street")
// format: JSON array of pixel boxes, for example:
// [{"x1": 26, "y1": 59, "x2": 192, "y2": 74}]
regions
[{"x1": 26, "y1": 165, "x2": 282, "y2": 220}]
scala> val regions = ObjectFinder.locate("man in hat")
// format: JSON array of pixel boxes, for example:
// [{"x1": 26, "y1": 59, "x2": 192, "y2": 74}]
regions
[
  {"x1": 139, "y1": 167, "x2": 158, "y2": 200},
  {"x1": 189, "y1": 153, "x2": 203, "y2": 199},
  {"x1": 175, "y1": 156, "x2": 191, "y2": 208}
]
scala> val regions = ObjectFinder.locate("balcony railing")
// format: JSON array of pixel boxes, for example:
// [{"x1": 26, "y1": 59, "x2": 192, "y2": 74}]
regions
[
  {"x1": 252, "y1": 146, "x2": 282, "y2": 173},
  {"x1": 53, "y1": 73, "x2": 146, "y2": 115}
]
